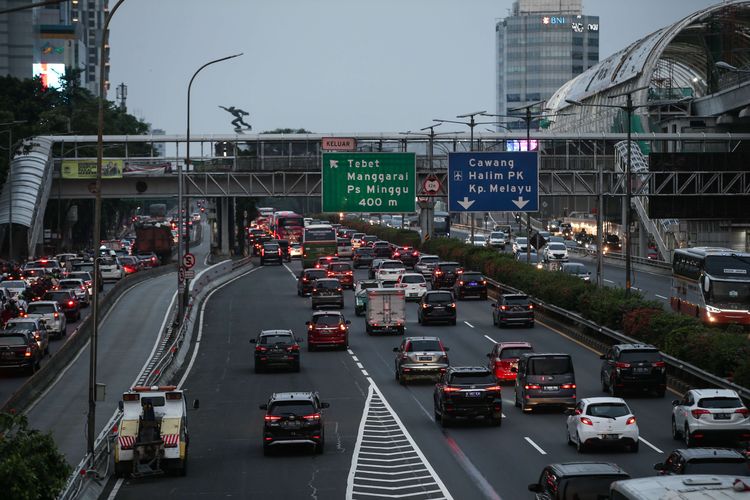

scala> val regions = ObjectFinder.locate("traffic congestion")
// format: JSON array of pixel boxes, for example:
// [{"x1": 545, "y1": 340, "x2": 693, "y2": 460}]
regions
[{"x1": 109, "y1": 210, "x2": 750, "y2": 500}]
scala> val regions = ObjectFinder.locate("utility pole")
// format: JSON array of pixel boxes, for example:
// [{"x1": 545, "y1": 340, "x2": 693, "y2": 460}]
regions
[{"x1": 116, "y1": 82, "x2": 127, "y2": 111}]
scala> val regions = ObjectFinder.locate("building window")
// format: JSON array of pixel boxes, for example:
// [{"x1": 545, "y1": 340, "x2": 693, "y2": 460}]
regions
[
  {"x1": 588, "y1": 52, "x2": 598, "y2": 60},
  {"x1": 506, "y1": 94, "x2": 521, "y2": 102},
  {"x1": 572, "y1": 65, "x2": 583, "y2": 74}
]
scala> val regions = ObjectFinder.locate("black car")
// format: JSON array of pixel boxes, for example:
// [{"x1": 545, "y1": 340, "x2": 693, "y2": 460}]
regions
[
  {"x1": 260, "y1": 242, "x2": 283, "y2": 265},
  {"x1": 275, "y1": 239, "x2": 292, "y2": 262},
  {"x1": 250, "y1": 329, "x2": 302, "y2": 373},
  {"x1": 392, "y1": 246, "x2": 419, "y2": 268},
  {"x1": 418, "y1": 291, "x2": 456, "y2": 326},
  {"x1": 491, "y1": 293, "x2": 534, "y2": 328},
  {"x1": 528, "y1": 462, "x2": 630, "y2": 500},
  {"x1": 352, "y1": 247, "x2": 375, "y2": 268},
  {"x1": 431, "y1": 261, "x2": 462, "y2": 289},
  {"x1": 297, "y1": 268, "x2": 328, "y2": 296},
  {"x1": 453, "y1": 271, "x2": 488, "y2": 300},
  {"x1": 600, "y1": 343, "x2": 667, "y2": 397},
  {"x1": 362, "y1": 235, "x2": 378, "y2": 247},
  {"x1": 371, "y1": 241, "x2": 392, "y2": 258},
  {"x1": 43, "y1": 289, "x2": 81, "y2": 321},
  {"x1": 311, "y1": 278, "x2": 344, "y2": 309},
  {"x1": 0, "y1": 331, "x2": 43, "y2": 374},
  {"x1": 433, "y1": 367, "x2": 502, "y2": 427},
  {"x1": 654, "y1": 448, "x2": 749, "y2": 476},
  {"x1": 260, "y1": 392, "x2": 329, "y2": 455}
]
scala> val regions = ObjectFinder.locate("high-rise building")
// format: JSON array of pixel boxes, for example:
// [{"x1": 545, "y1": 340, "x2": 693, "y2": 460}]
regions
[
  {"x1": 0, "y1": 0, "x2": 108, "y2": 95},
  {"x1": 495, "y1": 0, "x2": 599, "y2": 131}
]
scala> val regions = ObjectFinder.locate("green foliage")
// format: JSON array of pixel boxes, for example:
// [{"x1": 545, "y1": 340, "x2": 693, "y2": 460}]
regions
[{"x1": 0, "y1": 413, "x2": 71, "y2": 500}]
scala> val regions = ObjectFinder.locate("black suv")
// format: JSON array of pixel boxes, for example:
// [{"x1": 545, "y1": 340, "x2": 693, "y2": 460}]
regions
[
  {"x1": 297, "y1": 268, "x2": 328, "y2": 296},
  {"x1": 371, "y1": 241, "x2": 392, "y2": 258},
  {"x1": 0, "y1": 331, "x2": 43, "y2": 374},
  {"x1": 418, "y1": 291, "x2": 456, "y2": 326},
  {"x1": 600, "y1": 343, "x2": 666, "y2": 397},
  {"x1": 259, "y1": 392, "x2": 330, "y2": 455},
  {"x1": 431, "y1": 262, "x2": 462, "y2": 289},
  {"x1": 352, "y1": 247, "x2": 375, "y2": 268},
  {"x1": 453, "y1": 271, "x2": 488, "y2": 300},
  {"x1": 491, "y1": 294, "x2": 534, "y2": 328},
  {"x1": 250, "y1": 329, "x2": 302, "y2": 373},
  {"x1": 311, "y1": 278, "x2": 344, "y2": 309},
  {"x1": 654, "y1": 448, "x2": 749, "y2": 476},
  {"x1": 260, "y1": 242, "x2": 283, "y2": 265},
  {"x1": 433, "y1": 367, "x2": 502, "y2": 427},
  {"x1": 528, "y1": 462, "x2": 630, "y2": 500}
]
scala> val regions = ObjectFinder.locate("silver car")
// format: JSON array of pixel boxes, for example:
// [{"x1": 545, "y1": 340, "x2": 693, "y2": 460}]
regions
[
  {"x1": 414, "y1": 255, "x2": 439, "y2": 277},
  {"x1": 57, "y1": 278, "x2": 90, "y2": 306},
  {"x1": 393, "y1": 336, "x2": 449, "y2": 384}
]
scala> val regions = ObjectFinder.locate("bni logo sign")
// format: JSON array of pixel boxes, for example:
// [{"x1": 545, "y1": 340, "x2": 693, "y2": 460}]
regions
[{"x1": 542, "y1": 16, "x2": 566, "y2": 25}]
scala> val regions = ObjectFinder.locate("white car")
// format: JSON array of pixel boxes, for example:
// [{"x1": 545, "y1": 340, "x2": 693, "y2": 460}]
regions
[
  {"x1": 488, "y1": 231, "x2": 507, "y2": 249},
  {"x1": 375, "y1": 260, "x2": 406, "y2": 281},
  {"x1": 414, "y1": 255, "x2": 439, "y2": 277},
  {"x1": 290, "y1": 244, "x2": 303, "y2": 258},
  {"x1": 512, "y1": 237, "x2": 529, "y2": 255},
  {"x1": 57, "y1": 278, "x2": 90, "y2": 306},
  {"x1": 395, "y1": 273, "x2": 427, "y2": 300},
  {"x1": 465, "y1": 234, "x2": 487, "y2": 247},
  {"x1": 543, "y1": 242, "x2": 569, "y2": 262},
  {"x1": 561, "y1": 262, "x2": 591, "y2": 282},
  {"x1": 671, "y1": 388, "x2": 750, "y2": 447},
  {"x1": 336, "y1": 238, "x2": 353, "y2": 258},
  {"x1": 567, "y1": 397, "x2": 639, "y2": 453},
  {"x1": 25, "y1": 300, "x2": 67, "y2": 338},
  {"x1": 100, "y1": 258, "x2": 124, "y2": 280}
]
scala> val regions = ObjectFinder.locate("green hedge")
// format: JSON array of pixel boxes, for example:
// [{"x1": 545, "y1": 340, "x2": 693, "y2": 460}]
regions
[{"x1": 340, "y1": 219, "x2": 750, "y2": 388}]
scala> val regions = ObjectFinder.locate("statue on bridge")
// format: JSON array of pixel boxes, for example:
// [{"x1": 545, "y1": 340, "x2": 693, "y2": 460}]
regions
[{"x1": 219, "y1": 105, "x2": 252, "y2": 133}]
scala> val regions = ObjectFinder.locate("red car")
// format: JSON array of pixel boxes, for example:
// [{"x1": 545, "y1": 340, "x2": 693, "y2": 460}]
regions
[
  {"x1": 306, "y1": 311, "x2": 350, "y2": 351},
  {"x1": 327, "y1": 262, "x2": 354, "y2": 289},
  {"x1": 487, "y1": 341, "x2": 533, "y2": 382}
]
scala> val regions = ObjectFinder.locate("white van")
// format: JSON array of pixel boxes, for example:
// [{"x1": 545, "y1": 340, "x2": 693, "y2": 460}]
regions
[{"x1": 610, "y1": 475, "x2": 750, "y2": 499}]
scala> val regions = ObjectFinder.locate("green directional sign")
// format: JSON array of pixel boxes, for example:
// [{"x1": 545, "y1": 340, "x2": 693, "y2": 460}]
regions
[{"x1": 322, "y1": 152, "x2": 416, "y2": 213}]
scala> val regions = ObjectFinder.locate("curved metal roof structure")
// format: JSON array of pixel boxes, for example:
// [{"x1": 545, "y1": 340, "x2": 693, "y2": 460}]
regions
[{"x1": 546, "y1": 0, "x2": 750, "y2": 133}]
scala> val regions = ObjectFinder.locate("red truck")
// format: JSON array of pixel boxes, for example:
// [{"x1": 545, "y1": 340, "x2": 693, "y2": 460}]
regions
[{"x1": 134, "y1": 222, "x2": 174, "y2": 264}]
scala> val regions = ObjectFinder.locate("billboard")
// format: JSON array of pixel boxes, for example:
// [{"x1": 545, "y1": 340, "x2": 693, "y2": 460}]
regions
[
  {"x1": 33, "y1": 63, "x2": 66, "y2": 90},
  {"x1": 61, "y1": 160, "x2": 124, "y2": 179}
]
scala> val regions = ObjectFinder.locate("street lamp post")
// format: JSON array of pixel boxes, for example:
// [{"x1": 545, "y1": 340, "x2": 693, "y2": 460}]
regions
[{"x1": 180, "y1": 53, "x2": 242, "y2": 324}]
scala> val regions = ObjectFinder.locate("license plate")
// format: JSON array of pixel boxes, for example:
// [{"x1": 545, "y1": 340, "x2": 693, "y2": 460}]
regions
[
  {"x1": 633, "y1": 367, "x2": 649, "y2": 374},
  {"x1": 714, "y1": 413, "x2": 731, "y2": 420},
  {"x1": 285, "y1": 420, "x2": 301, "y2": 429},
  {"x1": 601, "y1": 434, "x2": 618, "y2": 440},
  {"x1": 419, "y1": 356, "x2": 432, "y2": 361},
  {"x1": 433, "y1": 306, "x2": 444, "y2": 310},
  {"x1": 1, "y1": 351, "x2": 14, "y2": 359},
  {"x1": 466, "y1": 391, "x2": 482, "y2": 397},
  {"x1": 468, "y1": 282, "x2": 477, "y2": 286},
  {"x1": 544, "y1": 386, "x2": 559, "y2": 391}
]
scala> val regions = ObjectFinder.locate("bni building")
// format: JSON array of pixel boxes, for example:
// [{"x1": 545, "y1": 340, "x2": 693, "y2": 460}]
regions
[{"x1": 495, "y1": 0, "x2": 599, "y2": 133}]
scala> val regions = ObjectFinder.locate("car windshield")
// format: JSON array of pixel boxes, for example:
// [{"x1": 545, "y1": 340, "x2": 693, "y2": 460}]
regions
[
  {"x1": 314, "y1": 315, "x2": 342, "y2": 326},
  {"x1": 5, "y1": 322, "x2": 34, "y2": 331},
  {"x1": 564, "y1": 265, "x2": 587, "y2": 275},
  {"x1": 355, "y1": 248, "x2": 373, "y2": 255},
  {"x1": 473, "y1": 236, "x2": 486, "y2": 241},
  {"x1": 558, "y1": 477, "x2": 620, "y2": 500},
  {"x1": 503, "y1": 296, "x2": 529, "y2": 305},
  {"x1": 685, "y1": 460, "x2": 750, "y2": 475},
  {"x1": 330, "y1": 263, "x2": 350, "y2": 272},
  {"x1": 315, "y1": 281, "x2": 339, "y2": 290},
  {"x1": 498, "y1": 347, "x2": 533, "y2": 359},
  {"x1": 516, "y1": 238, "x2": 528, "y2": 245},
  {"x1": 439, "y1": 264, "x2": 460, "y2": 272},
  {"x1": 490, "y1": 232, "x2": 505, "y2": 238},
  {"x1": 0, "y1": 336, "x2": 25, "y2": 346},
  {"x1": 618, "y1": 350, "x2": 662, "y2": 363},
  {"x1": 449, "y1": 372, "x2": 494, "y2": 384},
  {"x1": 401, "y1": 275, "x2": 425, "y2": 284},
  {"x1": 380, "y1": 281, "x2": 397, "y2": 288},
  {"x1": 264, "y1": 244, "x2": 279, "y2": 251},
  {"x1": 548, "y1": 243, "x2": 566, "y2": 250},
  {"x1": 698, "y1": 397, "x2": 744, "y2": 409},
  {"x1": 0, "y1": 281, "x2": 25, "y2": 289},
  {"x1": 528, "y1": 356, "x2": 573, "y2": 375},
  {"x1": 426, "y1": 293, "x2": 452, "y2": 304},
  {"x1": 269, "y1": 401, "x2": 315, "y2": 416},
  {"x1": 305, "y1": 270, "x2": 327, "y2": 280},
  {"x1": 260, "y1": 335, "x2": 292, "y2": 345},
  {"x1": 120, "y1": 257, "x2": 137, "y2": 264},
  {"x1": 587, "y1": 403, "x2": 630, "y2": 418},
  {"x1": 419, "y1": 257, "x2": 438, "y2": 265},
  {"x1": 69, "y1": 273, "x2": 90, "y2": 280},
  {"x1": 45, "y1": 292, "x2": 70, "y2": 301},
  {"x1": 58, "y1": 280, "x2": 81, "y2": 288},
  {"x1": 461, "y1": 273, "x2": 483, "y2": 281},
  {"x1": 358, "y1": 282, "x2": 379, "y2": 290},
  {"x1": 407, "y1": 340, "x2": 442, "y2": 352},
  {"x1": 74, "y1": 263, "x2": 94, "y2": 271},
  {"x1": 381, "y1": 262, "x2": 404, "y2": 269},
  {"x1": 27, "y1": 304, "x2": 55, "y2": 314}
]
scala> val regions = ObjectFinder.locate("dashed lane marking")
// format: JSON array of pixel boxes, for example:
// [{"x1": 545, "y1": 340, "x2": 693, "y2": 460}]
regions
[
  {"x1": 603, "y1": 279, "x2": 615, "y2": 284},
  {"x1": 639, "y1": 436, "x2": 664, "y2": 454},
  {"x1": 483, "y1": 335, "x2": 497, "y2": 343},
  {"x1": 283, "y1": 263, "x2": 298, "y2": 280},
  {"x1": 464, "y1": 321, "x2": 474, "y2": 328},
  {"x1": 655, "y1": 294, "x2": 668, "y2": 300},
  {"x1": 524, "y1": 437, "x2": 547, "y2": 455}
]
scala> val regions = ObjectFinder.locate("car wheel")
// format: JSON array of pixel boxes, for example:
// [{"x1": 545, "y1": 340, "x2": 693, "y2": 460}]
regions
[
  {"x1": 263, "y1": 444, "x2": 272, "y2": 456},
  {"x1": 450, "y1": 319, "x2": 457, "y2": 326},
  {"x1": 630, "y1": 440, "x2": 639, "y2": 453},
  {"x1": 399, "y1": 373, "x2": 407, "y2": 386},
  {"x1": 254, "y1": 364, "x2": 262, "y2": 374},
  {"x1": 567, "y1": 428, "x2": 574, "y2": 445},
  {"x1": 576, "y1": 433, "x2": 585, "y2": 453},
  {"x1": 656, "y1": 389, "x2": 666, "y2": 398},
  {"x1": 491, "y1": 413, "x2": 502, "y2": 427},
  {"x1": 434, "y1": 406, "x2": 442, "y2": 422},
  {"x1": 440, "y1": 410, "x2": 451, "y2": 428},
  {"x1": 492, "y1": 314, "x2": 498, "y2": 327},
  {"x1": 671, "y1": 418, "x2": 682, "y2": 440},
  {"x1": 684, "y1": 425, "x2": 693, "y2": 447},
  {"x1": 293, "y1": 362, "x2": 300, "y2": 373},
  {"x1": 600, "y1": 372, "x2": 609, "y2": 392},
  {"x1": 76, "y1": 311, "x2": 81, "y2": 321},
  {"x1": 514, "y1": 391, "x2": 521, "y2": 408},
  {"x1": 315, "y1": 437, "x2": 325, "y2": 454},
  {"x1": 308, "y1": 344, "x2": 316, "y2": 352},
  {"x1": 609, "y1": 378, "x2": 619, "y2": 397},
  {"x1": 481, "y1": 293, "x2": 487, "y2": 300}
]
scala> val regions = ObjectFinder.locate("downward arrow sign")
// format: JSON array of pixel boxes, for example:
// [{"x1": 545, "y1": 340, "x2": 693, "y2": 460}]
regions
[
  {"x1": 512, "y1": 196, "x2": 529, "y2": 209},
  {"x1": 457, "y1": 197, "x2": 475, "y2": 210}
]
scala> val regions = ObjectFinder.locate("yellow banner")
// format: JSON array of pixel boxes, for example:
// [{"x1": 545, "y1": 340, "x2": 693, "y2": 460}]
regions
[{"x1": 61, "y1": 159, "x2": 123, "y2": 179}]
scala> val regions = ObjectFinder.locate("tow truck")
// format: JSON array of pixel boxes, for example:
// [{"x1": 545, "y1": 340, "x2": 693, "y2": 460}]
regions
[{"x1": 114, "y1": 385, "x2": 196, "y2": 478}]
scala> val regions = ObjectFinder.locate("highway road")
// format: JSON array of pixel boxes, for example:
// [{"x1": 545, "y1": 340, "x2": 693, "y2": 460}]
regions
[
  {"x1": 23, "y1": 219, "x2": 209, "y2": 465},
  {"x1": 112, "y1": 255, "x2": 684, "y2": 499}
]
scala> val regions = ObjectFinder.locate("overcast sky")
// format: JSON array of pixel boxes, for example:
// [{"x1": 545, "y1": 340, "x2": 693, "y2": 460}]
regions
[{"x1": 108, "y1": 0, "x2": 717, "y2": 136}]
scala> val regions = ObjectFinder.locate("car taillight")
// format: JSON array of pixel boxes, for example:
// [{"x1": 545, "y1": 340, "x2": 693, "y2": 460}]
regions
[
  {"x1": 261, "y1": 249, "x2": 265, "y2": 256},
  {"x1": 255, "y1": 346, "x2": 267, "y2": 352},
  {"x1": 421, "y1": 303, "x2": 429, "y2": 309},
  {"x1": 500, "y1": 305, "x2": 508, "y2": 311},
  {"x1": 151, "y1": 256, "x2": 156, "y2": 262},
  {"x1": 615, "y1": 362, "x2": 631, "y2": 369},
  {"x1": 53, "y1": 312, "x2": 59, "y2": 318},
  {"x1": 337, "y1": 288, "x2": 343, "y2": 292},
  {"x1": 312, "y1": 288, "x2": 317, "y2": 293},
  {"x1": 626, "y1": 416, "x2": 637, "y2": 425},
  {"x1": 580, "y1": 417, "x2": 593, "y2": 426},
  {"x1": 68, "y1": 300, "x2": 74, "y2": 307},
  {"x1": 412, "y1": 251, "x2": 419, "y2": 257},
  {"x1": 302, "y1": 277, "x2": 309, "y2": 282},
  {"x1": 485, "y1": 385, "x2": 502, "y2": 392},
  {"x1": 458, "y1": 281, "x2": 464, "y2": 286},
  {"x1": 24, "y1": 347, "x2": 32, "y2": 358},
  {"x1": 346, "y1": 271, "x2": 353, "y2": 275},
  {"x1": 652, "y1": 361, "x2": 666, "y2": 368},
  {"x1": 327, "y1": 271, "x2": 335, "y2": 277},
  {"x1": 277, "y1": 249, "x2": 282, "y2": 256},
  {"x1": 735, "y1": 408, "x2": 750, "y2": 417},
  {"x1": 287, "y1": 345, "x2": 299, "y2": 352},
  {"x1": 691, "y1": 409, "x2": 711, "y2": 418},
  {"x1": 339, "y1": 324, "x2": 347, "y2": 331},
  {"x1": 527, "y1": 304, "x2": 534, "y2": 310},
  {"x1": 561, "y1": 384, "x2": 576, "y2": 389},
  {"x1": 393, "y1": 253, "x2": 400, "y2": 258},
  {"x1": 264, "y1": 415, "x2": 281, "y2": 422},
  {"x1": 443, "y1": 386, "x2": 461, "y2": 393},
  {"x1": 449, "y1": 303, "x2": 456, "y2": 308},
  {"x1": 481, "y1": 280, "x2": 487, "y2": 285},
  {"x1": 524, "y1": 384, "x2": 541, "y2": 390},
  {"x1": 303, "y1": 413, "x2": 321, "y2": 420},
  {"x1": 435, "y1": 270, "x2": 443, "y2": 275}
]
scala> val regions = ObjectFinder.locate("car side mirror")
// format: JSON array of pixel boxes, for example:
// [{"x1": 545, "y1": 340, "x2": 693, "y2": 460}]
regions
[
  {"x1": 492, "y1": 303, "x2": 498, "y2": 308},
  {"x1": 393, "y1": 347, "x2": 399, "y2": 352},
  {"x1": 528, "y1": 483, "x2": 542, "y2": 493},
  {"x1": 672, "y1": 399, "x2": 680, "y2": 406},
  {"x1": 321, "y1": 402, "x2": 330, "y2": 409},
  {"x1": 599, "y1": 354, "x2": 606, "y2": 360},
  {"x1": 305, "y1": 321, "x2": 311, "y2": 326},
  {"x1": 510, "y1": 366, "x2": 518, "y2": 373},
  {"x1": 444, "y1": 347, "x2": 449, "y2": 352},
  {"x1": 346, "y1": 320, "x2": 351, "y2": 325},
  {"x1": 653, "y1": 462, "x2": 665, "y2": 471},
  {"x1": 192, "y1": 399, "x2": 200, "y2": 410},
  {"x1": 486, "y1": 353, "x2": 492, "y2": 358},
  {"x1": 250, "y1": 339, "x2": 257, "y2": 344},
  {"x1": 118, "y1": 401, "x2": 124, "y2": 412},
  {"x1": 259, "y1": 404, "x2": 268, "y2": 410}
]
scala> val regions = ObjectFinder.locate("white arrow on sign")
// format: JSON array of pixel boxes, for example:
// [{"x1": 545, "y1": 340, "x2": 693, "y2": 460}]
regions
[
  {"x1": 457, "y1": 197, "x2": 475, "y2": 210},
  {"x1": 512, "y1": 196, "x2": 529, "y2": 209},
  {"x1": 329, "y1": 159, "x2": 339, "y2": 168}
]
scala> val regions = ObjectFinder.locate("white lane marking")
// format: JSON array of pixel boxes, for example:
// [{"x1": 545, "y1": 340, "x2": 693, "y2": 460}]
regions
[
  {"x1": 639, "y1": 436, "x2": 664, "y2": 454},
  {"x1": 177, "y1": 267, "x2": 260, "y2": 389},
  {"x1": 107, "y1": 478, "x2": 124, "y2": 500},
  {"x1": 604, "y1": 279, "x2": 614, "y2": 284},
  {"x1": 524, "y1": 436, "x2": 547, "y2": 455},
  {"x1": 632, "y1": 287, "x2": 641, "y2": 291},
  {"x1": 356, "y1": 362, "x2": 364, "y2": 369},
  {"x1": 352, "y1": 355, "x2": 359, "y2": 362},
  {"x1": 283, "y1": 263, "x2": 298, "y2": 280},
  {"x1": 464, "y1": 321, "x2": 474, "y2": 328},
  {"x1": 484, "y1": 335, "x2": 497, "y2": 343},
  {"x1": 656, "y1": 294, "x2": 668, "y2": 300},
  {"x1": 361, "y1": 370, "x2": 369, "y2": 376}
]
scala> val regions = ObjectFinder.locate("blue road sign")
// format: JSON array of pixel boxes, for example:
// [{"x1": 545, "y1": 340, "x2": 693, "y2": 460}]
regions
[{"x1": 448, "y1": 151, "x2": 538, "y2": 212}]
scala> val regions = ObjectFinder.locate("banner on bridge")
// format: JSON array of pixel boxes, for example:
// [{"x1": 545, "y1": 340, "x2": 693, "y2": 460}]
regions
[{"x1": 61, "y1": 159, "x2": 124, "y2": 179}]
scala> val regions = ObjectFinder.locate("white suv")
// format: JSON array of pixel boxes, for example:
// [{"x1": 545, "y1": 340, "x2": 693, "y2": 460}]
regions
[
  {"x1": 414, "y1": 255, "x2": 439, "y2": 277},
  {"x1": 395, "y1": 273, "x2": 427, "y2": 300},
  {"x1": 488, "y1": 231, "x2": 507, "y2": 249},
  {"x1": 543, "y1": 242, "x2": 569, "y2": 262},
  {"x1": 25, "y1": 300, "x2": 67, "y2": 338},
  {"x1": 671, "y1": 388, "x2": 750, "y2": 447},
  {"x1": 375, "y1": 260, "x2": 406, "y2": 281}
]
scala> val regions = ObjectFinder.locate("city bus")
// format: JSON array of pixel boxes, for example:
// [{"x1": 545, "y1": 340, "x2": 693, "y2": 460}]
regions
[
  {"x1": 302, "y1": 224, "x2": 338, "y2": 268},
  {"x1": 671, "y1": 247, "x2": 750, "y2": 326},
  {"x1": 271, "y1": 211, "x2": 304, "y2": 242}
]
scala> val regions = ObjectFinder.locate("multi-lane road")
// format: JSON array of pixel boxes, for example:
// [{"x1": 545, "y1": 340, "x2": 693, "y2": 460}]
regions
[{"x1": 111, "y1": 255, "x2": 682, "y2": 499}]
